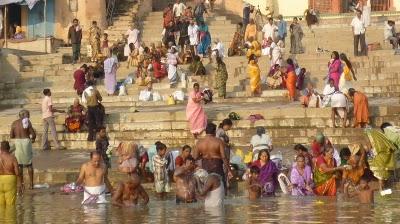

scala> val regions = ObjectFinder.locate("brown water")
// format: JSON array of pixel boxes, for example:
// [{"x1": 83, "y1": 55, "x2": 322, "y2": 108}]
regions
[{"x1": 2, "y1": 189, "x2": 400, "y2": 224}]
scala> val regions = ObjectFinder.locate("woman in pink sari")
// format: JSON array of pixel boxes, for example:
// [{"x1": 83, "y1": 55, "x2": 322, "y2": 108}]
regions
[
  {"x1": 328, "y1": 51, "x2": 342, "y2": 90},
  {"x1": 186, "y1": 83, "x2": 207, "y2": 138}
]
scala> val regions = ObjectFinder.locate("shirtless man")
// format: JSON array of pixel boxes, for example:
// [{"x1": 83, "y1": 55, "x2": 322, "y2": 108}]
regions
[
  {"x1": 76, "y1": 151, "x2": 112, "y2": 204},
  {"x1": 173, "y1": 156, "x2": 197, "y2": 204},
  {"x1": 199, "y1": 173, "x2": 224, "y2": 207},
  {"x1": 111, "y1": 174, "x2": 149, "y2": 207},
  {"x1": 345, "y1": 176, "x2": 378, "y2": 204},
  {"x1": 10, "y1": 109, "x2": 36, "y2": 190},
  {"x1": 0, "y1": 141, "x2": 22, "y2": 206},
  {"x1": 194, "y1": 122, "x2": 232, "y2": 190}
]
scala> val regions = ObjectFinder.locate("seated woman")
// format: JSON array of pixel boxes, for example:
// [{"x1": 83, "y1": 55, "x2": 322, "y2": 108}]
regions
[
  {"x1": 250, "y1": 127, "x2": 273, "y2": 162},
  {"x1": 127, "y1": 43, "x2": 139, "y2": 68},
  {"x1": 290, "y1": 154, "x2": 314, "y2": 196},
  {"x1": 251, "y1": 149, "x2": 279, "y2": 196},
  {"x1": 266, "y1": 64, "x2": 283, "y2": 89},
  {"x1": 65, "y1": 98, "x2": 86, "y2": 133},
  {"x1": 152, "y1": 55, "x2": 167, "y2": 82},
  {"x1": 189, "y1": 55, "x2": 206, "y2": 76},
  {"x1": 13, "y1": 23, "x2": 25, "y2": 39},
  {"x1": 228, "y1": 23, "x2": 244, "y2": 57},
  {"x1": 300, "y1": 83, "x2": 320, "y2": 108},
  {"x1": 313, "y1": 146, "x2": 345, "y2": 196},
  {"x1": 175, "y1": 145, "x2": 192, "y2": 168}
]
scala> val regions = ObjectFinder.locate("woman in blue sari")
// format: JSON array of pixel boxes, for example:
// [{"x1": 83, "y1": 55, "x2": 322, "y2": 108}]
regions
[{"x1": 197, "y1": 21, "x2": 211, "y2": 57}]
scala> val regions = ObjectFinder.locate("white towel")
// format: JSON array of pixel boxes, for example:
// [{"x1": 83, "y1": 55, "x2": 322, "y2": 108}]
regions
[{"x1": 82, "y1": 185, "x2": 107, "y2": 204}]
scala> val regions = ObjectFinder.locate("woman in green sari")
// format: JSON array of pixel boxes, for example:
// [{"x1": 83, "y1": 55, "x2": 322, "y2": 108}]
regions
[{"x1": 365, "y1": 128, "x2": 397, "y2": 191}]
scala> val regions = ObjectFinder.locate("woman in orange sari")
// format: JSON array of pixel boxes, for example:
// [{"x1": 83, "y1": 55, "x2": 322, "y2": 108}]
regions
[
  {"x1": 313, "y1": 146, "x2": 345, "y2": 196},
  {"x1": 285, "y1": 59, "x2": 297, "y2": 101},
  {"x1": 348, "y1": 88, "x2": 369, "y2": 128},
  {"x1": 341, "y1": 144, "x2": 366, "y2": 192}
]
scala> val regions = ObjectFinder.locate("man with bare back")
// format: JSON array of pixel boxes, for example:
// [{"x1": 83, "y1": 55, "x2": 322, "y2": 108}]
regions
[
  {"x1": 173, "y1": 156, "x2": 197, "y2": 203},
  {"x1": 111, "y1": 174, "x2": 149, "y2": 207},
  {"x1": 0, "y1": 141, "x2": 22, "y2": 206},
  {"x1": 76, "y1": 151, "x2": 111, "y2": 204},
  {"x1": 10, "y1": 109, "x2": 36, "y2": 190},
  {"x1": 194, "y1": 122, "x2": 232, "y2": 190}
]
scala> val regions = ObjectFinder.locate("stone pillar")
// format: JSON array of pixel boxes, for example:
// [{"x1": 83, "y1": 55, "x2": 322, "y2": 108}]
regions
[{"x1": 331, "y1": 0, "x2": 342, "y2": 13}]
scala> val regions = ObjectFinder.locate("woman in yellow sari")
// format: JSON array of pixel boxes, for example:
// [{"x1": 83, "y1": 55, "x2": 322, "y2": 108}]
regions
[
  {"x1": 313, "y1": 146, "x2": 345, "y2": 196},
  {"x1": 247, "y1": 54, "x2": 261, "y2": 96},
  {"x1": 246, "y1": 37, "x2": 262, "y2": 58},
  {"x1": 339, "y1": 53, "x2": 357, "y2": 94}
]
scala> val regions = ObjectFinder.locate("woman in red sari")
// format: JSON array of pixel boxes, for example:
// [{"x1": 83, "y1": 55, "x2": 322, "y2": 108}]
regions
[
  {"x1": 65, "y1": 98, "x2": 86, "y2": 133},
  {"x1": 313, "y1": 146, "x2": 345, "y2": 196}
]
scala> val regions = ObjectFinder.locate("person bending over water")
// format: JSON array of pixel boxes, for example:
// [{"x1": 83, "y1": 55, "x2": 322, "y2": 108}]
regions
[
  {"x1": 344, "y1": 175, "x2": 378, "y2": 204},
  {"x1": 112, "y1": 174, "x2": 149, "y2": 207},
  {"x1": 199, "y1": 173, "x2": 224, "y2": 207},
  {"x1": 174, "y1": 156, "x2": 197, "y2": 204},
  {"x1": 194, "y1": 122, "x2": 233, "y2": 191},
  {"x1": 246, "y1": 166, "x2": 262, "y2": 200},
  {"x1": 76, "y1": 151, "x2": 112, "y2": 204},
  {"x1": 0, "y1": 141, "x2": 22, "y2": 206}
]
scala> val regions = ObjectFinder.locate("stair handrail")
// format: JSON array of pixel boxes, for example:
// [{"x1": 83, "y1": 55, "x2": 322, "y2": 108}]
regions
[{"x1": 106, "y1": 0, "x2": 117, "y2": 26}]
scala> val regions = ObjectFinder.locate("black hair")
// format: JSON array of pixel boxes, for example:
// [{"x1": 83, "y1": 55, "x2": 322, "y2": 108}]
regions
[
  {"x1": 348, "y1": 88, "x2": 356, "y2": 97},
  {"x1": 248, "y1": 54, "x2": 257, "y2": 64},
  {"x1": 99, "y1": 126, "x2": 106, "y2": 131},
  {"x1": 257, "y1": 149, "x2": 270, "y2": 161},
  {"x1": 237, "y1": 22, "x2": 243, "y2": 27},
  {"x1": 92, "y1": 21, "x2": 97, "y2": 25},
  {"x1": 296, "y1": 154, "x2": 305, "y2": 161},
  {"x1": 205, "y1": 122, "x2": 217, "y2": 135},
  {"x1": 186, "y1": 155, "x2": 195, "y2": 162},
  {"x1": 81, "y1": 64, "x2": 88, "y2": 70},
  {"x1": 103, "y1": 33, "x2": 108, "y2": 37},
  {"x1": 294, "y1": 144, "x2": 308, "y2": 152},
  {"x1": 268, "y1": 17, "x2": 273, "y2": 22},
  {"x1": 250, "y1": 165, "x2": 260, "y2": 174},
  {"x1": 0, "y1": 141, "x2": 10, "y2": 151},
  {"x1": 86, "y1": 80, "x2": 95, "y2": 87},
  {"x1": 219, "y1": 118, "x2": 233, "y2": 128},
  {"x1": 43, "y1": 88, "x2": 51, "y2": 96},
  {"x1": 182, "y1": 145, "x2": 192, "y2": 152},
  {"x1": 156, "y1": 142, "x2": 167, "y2": 151},
  {"x1": 90, "y1": 151, "x2": 101, "y2": 158},
  {"x1": 340, "y1": 147, "x2": 351, "y2": 159},
  {"x1": 216, "y1": 56, "x2": 224, "y2": 65},
  {"x1": 286, "y1": 58, "x2": 294, "y2": 65},
  {"x1": 331, "y1": 51, "x2": 339, "y2": 60},
  {"x1": 360, "y1": 175, "x2": 369, "y2": 182},
  {"x1": 339, "y1": 53, "x2": 355, "y2": 77},
  {"x1": 193, "y1": 83, "x2": 200, "y2": 88},
  {"x1": 380, "y1": 122, "x2": 392, "y2": 132},
  {"x1": 73, "y1": 18, "x2": 79, "y2": 22}
]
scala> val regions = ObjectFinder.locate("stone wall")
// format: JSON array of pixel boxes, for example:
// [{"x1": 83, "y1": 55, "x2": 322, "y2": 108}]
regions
[
  {"x1": 138, "y1": 0, "x2": 154, "y2": 18},
  {"x1": 54, "y1": 0, "x2": 107, "y2": 42}
]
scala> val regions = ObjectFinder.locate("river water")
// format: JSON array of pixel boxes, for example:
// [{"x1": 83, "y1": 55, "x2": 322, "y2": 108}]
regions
[{"x1": 2, "y1": 188, "x2": 400, "y2": 223}]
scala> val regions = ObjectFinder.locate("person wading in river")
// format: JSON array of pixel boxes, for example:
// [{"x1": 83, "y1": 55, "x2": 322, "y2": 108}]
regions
[
  {"x1": 194, "y1": 122, "x2": 233, "y2": 191},
  {"x1": 76, "y1": 151, "x2": 112, "y2": 204},
  {"x1": 112, "y1": 174, "x2": 149, "y2": 207},
  {"x1": 10, "y1": 109, "x2": 36, "y2": 190},
  {"x1": 0, "y1": 141, "x2": 22, "y2": 206},
  {"x1": 174, "y1": 156, "x2": 197, "y2": 204}
]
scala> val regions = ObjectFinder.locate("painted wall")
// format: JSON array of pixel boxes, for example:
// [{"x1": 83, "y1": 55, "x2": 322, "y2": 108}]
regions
[
  {"x1": 28, "y1": 0, "x2": 55, "y2": 38},
  {"x1": 276, "y1": 0, "x2": 308, "y2": 16}
]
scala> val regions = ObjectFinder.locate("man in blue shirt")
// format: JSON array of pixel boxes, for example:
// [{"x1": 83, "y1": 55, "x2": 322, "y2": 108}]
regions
[{"x1": 277, "y1": 15, "x2": 287, "y2": 44}]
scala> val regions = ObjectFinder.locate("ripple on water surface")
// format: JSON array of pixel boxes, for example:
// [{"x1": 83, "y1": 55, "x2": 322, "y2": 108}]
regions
[{"x1": 1, "y1": 190, "x2": 400, "y2": 223}]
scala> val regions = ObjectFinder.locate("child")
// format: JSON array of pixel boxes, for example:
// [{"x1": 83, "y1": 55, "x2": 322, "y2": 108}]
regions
[
  {"x1": 339, "y1": 147, "x2": 351, "y2": 166},
  {"x1": 101, "y1": 33, "x2": 109, "y2": 57},
  {"x1": 344, "y1": 176, "x2": 378, "y2": 204},
  {"x1": 95, "y1": 127, "x2": 110, "y2": 169},
  {"x1": 246, "y1": 166, "x2": 262, "y2": 200},
  {"x1": 152, "y1": 142, "x2": 171, "y2": 199}
]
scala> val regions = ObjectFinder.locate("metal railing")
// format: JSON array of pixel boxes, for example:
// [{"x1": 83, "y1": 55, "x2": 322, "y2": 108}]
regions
[{"x1": 106, "y1": 0, "x2": 116, "y2": 26}]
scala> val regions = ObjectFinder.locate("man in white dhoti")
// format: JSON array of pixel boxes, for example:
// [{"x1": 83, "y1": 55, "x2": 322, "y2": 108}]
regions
[
  {"x1": 124, "y1": 24, "x2": 140, "y2": 57},
  {"x1": 76, "y1": 151, "x2": 112, "y2": 204}
]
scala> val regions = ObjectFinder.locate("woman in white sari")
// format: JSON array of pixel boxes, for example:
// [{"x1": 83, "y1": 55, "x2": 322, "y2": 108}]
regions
[
  {"x1": 166, "y1": 46, "x2": 181, "y2": 85},
  {"x1": 124, "y1": 24, "x2": 140, "y2": 57},
  {"x1": 270, "y1": 40, "x2": 284, "y2": 66}
]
